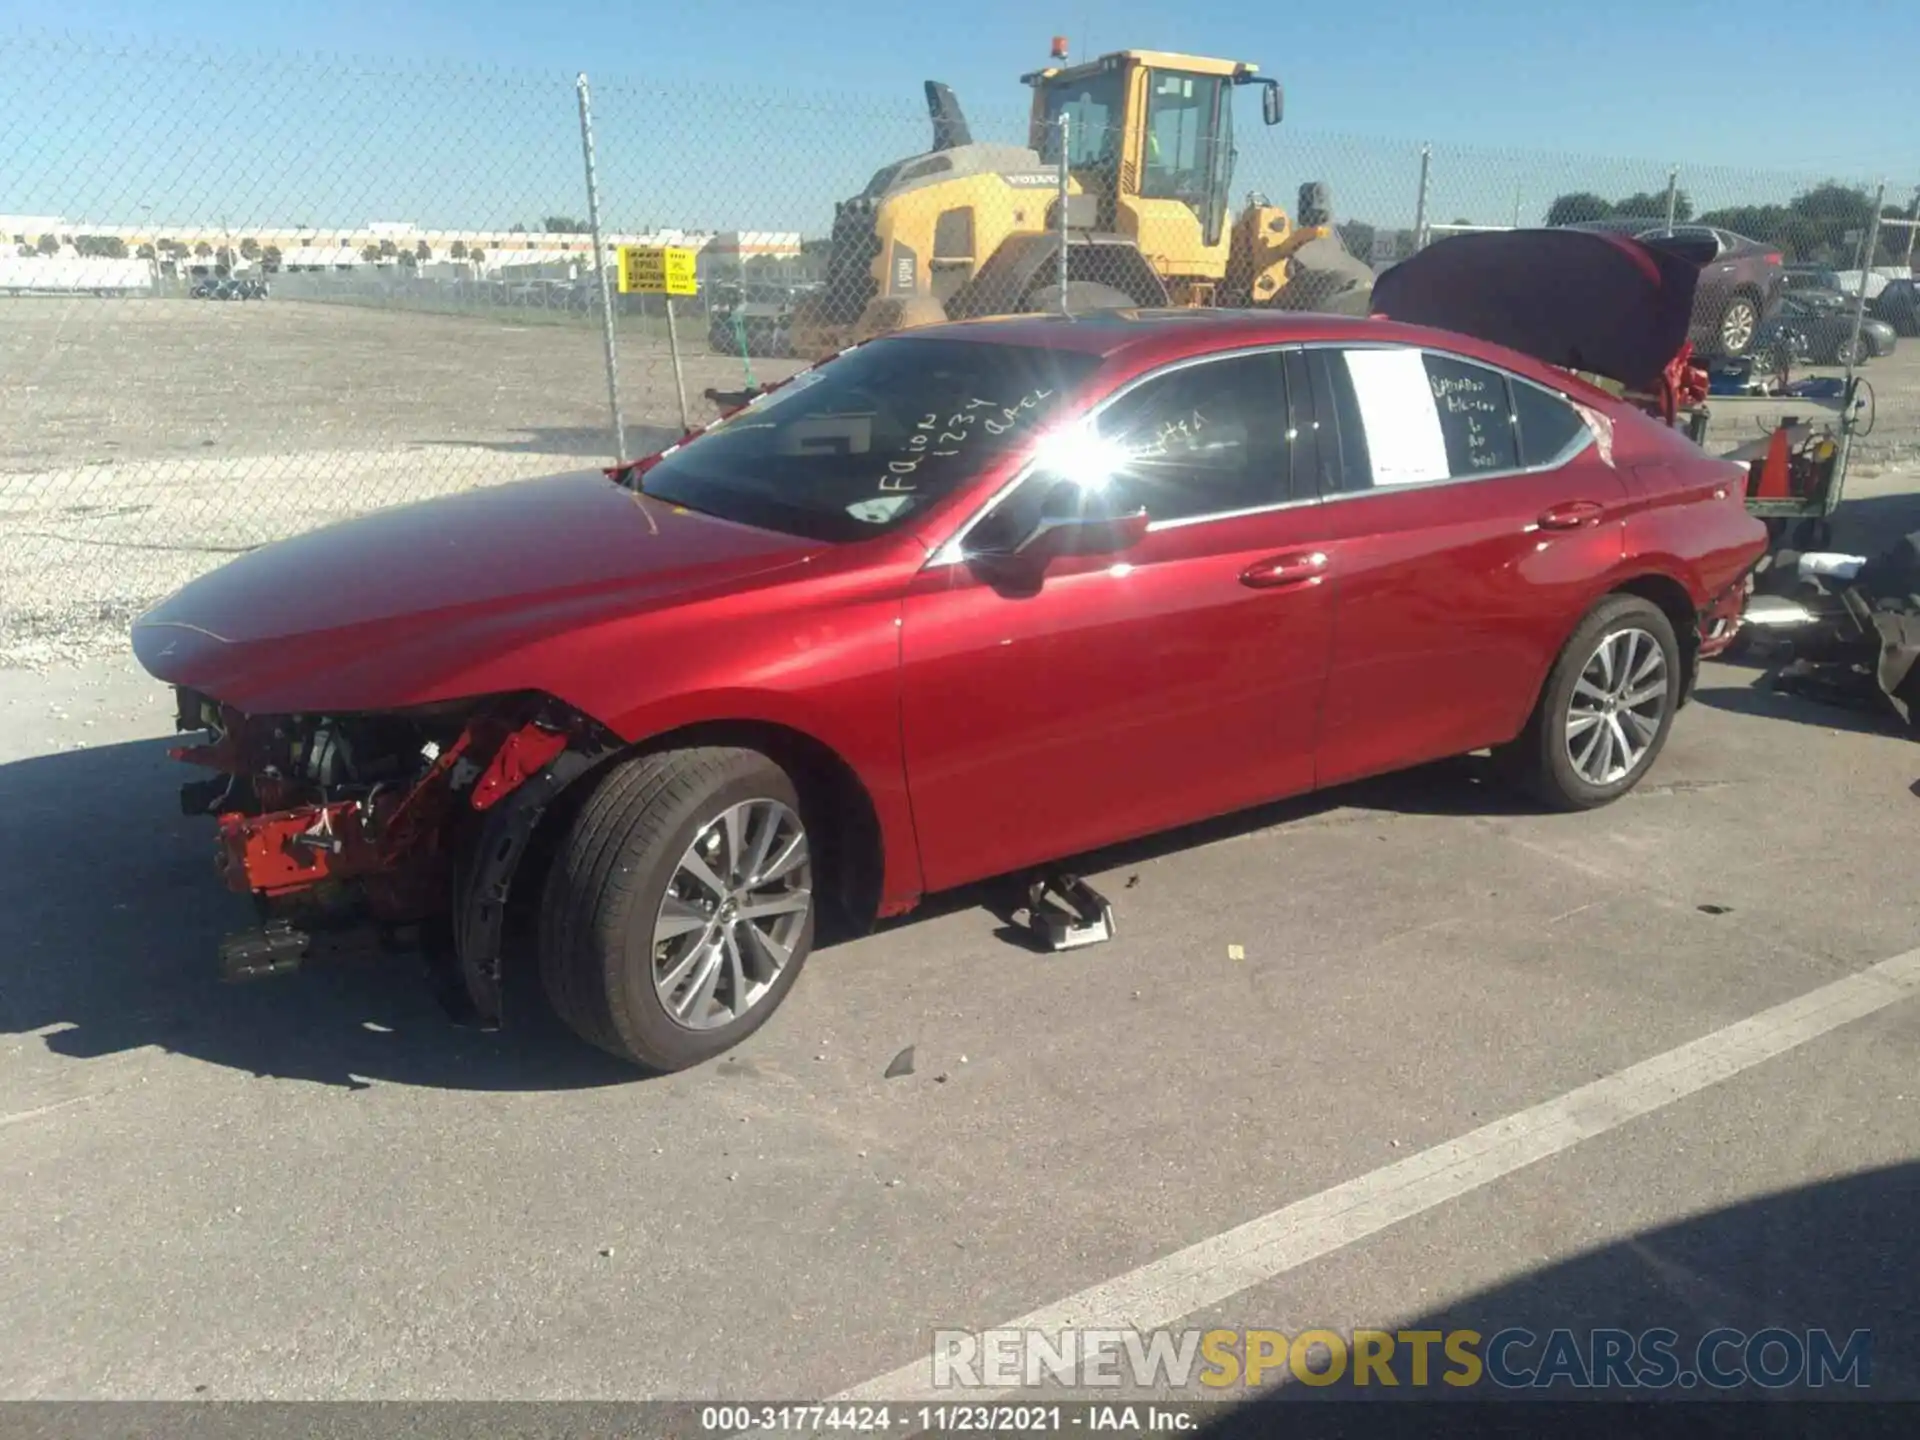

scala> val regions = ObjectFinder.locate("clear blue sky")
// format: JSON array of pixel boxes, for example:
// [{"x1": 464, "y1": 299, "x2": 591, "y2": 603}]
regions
[{"x1": 3, "y1": 0, "x2": 1913, "y2": 235}]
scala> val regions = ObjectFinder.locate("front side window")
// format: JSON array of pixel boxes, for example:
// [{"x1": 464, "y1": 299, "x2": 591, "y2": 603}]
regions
[
  {"x1": 1088, "y1": 350, "x2": 1287, "y2": 522},
  {"x1": 638, "y1": 337, "x2": 1101, "y2": 542},
  {"x1": 970, "y1": 350, "x2": 1287, "y2": 546}
]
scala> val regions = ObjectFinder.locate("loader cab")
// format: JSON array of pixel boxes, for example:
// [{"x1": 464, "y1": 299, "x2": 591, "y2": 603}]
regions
[{"x1": 1025, "y1": 48, "x2": 1280, "y2": 290}]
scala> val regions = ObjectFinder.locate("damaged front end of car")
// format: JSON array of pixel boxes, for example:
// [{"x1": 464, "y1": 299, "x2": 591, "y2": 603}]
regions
[{"x1": 169, "y1": 689, "x2": 616, "y2": 1025}]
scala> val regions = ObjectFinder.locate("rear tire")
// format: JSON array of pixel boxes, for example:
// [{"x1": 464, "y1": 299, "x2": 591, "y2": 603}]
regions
[
  {"x1": 1495, "y1": 596, "x2": 1682, "y2": 811},
  {"x1": 538, "y1": 747, "x2": 815, "y2": 1072}
]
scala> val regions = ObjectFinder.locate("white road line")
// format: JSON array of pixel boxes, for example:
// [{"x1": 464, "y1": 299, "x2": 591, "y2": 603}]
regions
[{"x1": 833, "y1": 946, "x2": 1920, "y2": 1404}]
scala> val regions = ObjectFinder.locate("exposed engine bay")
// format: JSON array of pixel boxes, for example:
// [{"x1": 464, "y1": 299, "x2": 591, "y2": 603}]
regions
[{"x1": 169, "y1": 688, "x2": 613, "y2": 1019}]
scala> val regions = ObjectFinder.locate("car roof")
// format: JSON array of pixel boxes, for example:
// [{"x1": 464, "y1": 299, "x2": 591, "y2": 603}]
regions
[
  {"x1": 1562, "y1": 218, "x2": 1686, "y2": 234},
  {"x1": 1565, "y1": 218, "x2": 1756, "y2": 242},
  {"x1": 883, "y1": 308, "x2": 1502, "y2": 364}
]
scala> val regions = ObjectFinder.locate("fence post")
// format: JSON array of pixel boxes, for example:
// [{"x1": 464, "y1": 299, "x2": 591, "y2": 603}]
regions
[
  {"x1": 1664, "y1": 167, "x2": 1680, "y2": 229},
  {"x1": 1056, "y1": 111, "x2": 1072, "y2": 313},
  {"x1": 575, "y1": 72, "x2": 628, "y2": 462},
  {"x1": 1412, "y1": 144, "x2": 1431, "y2": 251},
  {"x1": 1906, "y1": 185, "x2": 1920, "y2": 268},
  {"x1": 1836, "y1": 180, "x2": 1885, "y2": 497}
]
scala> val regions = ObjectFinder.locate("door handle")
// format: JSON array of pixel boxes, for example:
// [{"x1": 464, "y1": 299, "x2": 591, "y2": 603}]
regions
[
  {"x1": 1537, "y1": 501, "x2": 1604, "y2": 531},
  {"x1": 1240, "y1": 551, "x2": 1328, "y2": 589}
]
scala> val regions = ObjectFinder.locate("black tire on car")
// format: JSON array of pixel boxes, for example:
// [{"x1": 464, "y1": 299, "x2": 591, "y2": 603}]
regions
[
  {"x1": 1495, "y1": 595, "x2": 1683, "y2": 811},
  {"x1": 1834, "y1": 333, "x2": 1867, "y2": 366},
  {"x1": 1717, "y1": 294, "x2": 1760, "y2": 357},
  {"x1": 538, "y1": 746, "x2": 816, "y2": 1072}
]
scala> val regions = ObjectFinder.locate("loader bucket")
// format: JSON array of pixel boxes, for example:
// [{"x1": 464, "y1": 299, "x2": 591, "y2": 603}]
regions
[{"x1": 1369, "y1": 228, "x2": 1703, "y2": 395}]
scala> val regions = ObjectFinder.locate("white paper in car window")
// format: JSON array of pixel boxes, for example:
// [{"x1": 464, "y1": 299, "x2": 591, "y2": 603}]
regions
[{"x1": 1340, "y1": 349, "x2": 1450, "y2": 486}]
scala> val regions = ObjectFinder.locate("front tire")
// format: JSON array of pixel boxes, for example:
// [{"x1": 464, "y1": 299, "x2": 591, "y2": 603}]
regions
[
  {"x1": 1497, "y1": 596, "x2": 1682, "y2": 811},
  {"x1": 538, "y1": 747, "x2": 815, "y2": 1072}
]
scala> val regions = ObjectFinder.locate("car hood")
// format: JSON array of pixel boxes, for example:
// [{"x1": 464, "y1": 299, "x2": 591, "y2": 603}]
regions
[
  {"x1": 132, "y1": 469, "x2": 822, "y2": 714},
  {"x1": 1371, "y1": 228, "x2": 1702, "y2": 393}
]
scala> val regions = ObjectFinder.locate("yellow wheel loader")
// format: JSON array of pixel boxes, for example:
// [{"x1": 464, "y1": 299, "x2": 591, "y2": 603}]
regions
[{"x1": 788, "y1": 40, "x2": 1371, "y2": 360}]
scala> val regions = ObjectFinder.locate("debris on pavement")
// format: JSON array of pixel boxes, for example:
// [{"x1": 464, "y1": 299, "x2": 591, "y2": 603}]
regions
[
  {"x1": 884, "y1": 1046, "x2": 915, "y2": 1080},
  {"x1": 1797, "y1": 552, "x2": 1868, "y2": 581},
  {"x1": 1745, "y1": 530, "x2": 1920, "y2": 733}
]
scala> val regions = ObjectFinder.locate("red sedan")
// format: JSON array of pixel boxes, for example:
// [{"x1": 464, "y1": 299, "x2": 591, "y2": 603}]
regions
[{"x1": 133, "y1": 290, "x2": 1766, "y2": 1072}]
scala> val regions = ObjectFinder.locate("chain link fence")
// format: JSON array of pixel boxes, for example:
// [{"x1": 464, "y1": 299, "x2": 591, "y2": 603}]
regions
[{"x1": 4, "y1": 30, "x2": 1918, "y2": 665}]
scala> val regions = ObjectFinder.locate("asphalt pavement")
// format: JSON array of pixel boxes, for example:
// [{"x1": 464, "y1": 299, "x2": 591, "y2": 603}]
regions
[{"x1": 1, "y1": 640, "x2": 1916, "y2": 1407}]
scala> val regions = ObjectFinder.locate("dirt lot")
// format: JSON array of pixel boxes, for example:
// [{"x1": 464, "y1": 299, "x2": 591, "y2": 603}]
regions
[{"x1": 0, "y1": 297, "x2": 803, "y2": 666}]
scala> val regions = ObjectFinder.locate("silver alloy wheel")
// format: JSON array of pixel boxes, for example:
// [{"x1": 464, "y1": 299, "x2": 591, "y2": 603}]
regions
[
  {"x1": 1721, "y1": 299, "x2": 1757, "y2": 353},
  {"x1": 651, "y1": 798, "x2": 811, "y2": 1031},
  {"x1": 1565, "y1": 626, "x2": 1669, "y2": 787}
]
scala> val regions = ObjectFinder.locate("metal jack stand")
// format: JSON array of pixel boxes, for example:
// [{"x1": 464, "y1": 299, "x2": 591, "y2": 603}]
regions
[{"x1": 1022, "y1": 873, "x2": 1117, "y2": 951}]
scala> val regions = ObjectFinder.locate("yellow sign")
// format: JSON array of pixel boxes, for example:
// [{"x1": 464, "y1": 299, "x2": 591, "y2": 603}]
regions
[{"x1": 618, "y1": 245, "x2": 698, "y2": 296}]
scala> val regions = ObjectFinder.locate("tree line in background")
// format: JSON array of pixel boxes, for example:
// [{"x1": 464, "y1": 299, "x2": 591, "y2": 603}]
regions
[{"x1": 1543, "y1": 181, "x2": 1915, "y2": 266}]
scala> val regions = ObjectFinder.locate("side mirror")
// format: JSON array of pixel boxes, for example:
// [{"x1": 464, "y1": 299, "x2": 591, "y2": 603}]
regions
[
  {"x1": 965, "y1": 480, "x2": 1149, "y2": 565},
  {"x1": 1262, "y1": 81, "x2": 1284, "y2": 127}
]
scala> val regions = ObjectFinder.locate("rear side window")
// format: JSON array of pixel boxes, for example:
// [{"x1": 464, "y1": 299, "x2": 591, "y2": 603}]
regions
[
  {"x1": 1510, "y1": 381, "x2": 1588, "y2": 468},
  {"x1": 1422, "y1": 354, "x2": 1519, "y2": 475},
  {"x1": 1316, "y1": 347, "x2": 1583, "y2": 492}
]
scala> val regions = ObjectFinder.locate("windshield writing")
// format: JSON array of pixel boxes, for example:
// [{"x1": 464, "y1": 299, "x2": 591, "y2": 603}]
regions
[{"x1": 638, "y1": 339, "x2": 1101, "y2": 542}]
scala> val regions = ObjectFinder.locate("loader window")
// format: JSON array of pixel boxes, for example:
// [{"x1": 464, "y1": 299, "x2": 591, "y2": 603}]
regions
[
  {"x1": 1141, "y1": 70, "x2": 1231, "y2": 246},
  {"x1": 1141, "y1": 72, "x2": 1226, "y2": 207},
  {"x1": 1040, "y1": 71, "x2": 1126, "y2": 168}
]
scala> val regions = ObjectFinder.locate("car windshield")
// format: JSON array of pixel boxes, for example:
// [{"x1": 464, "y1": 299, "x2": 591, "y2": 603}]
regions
[{"x1": 636, "y1": 337, "x2": 1104, "y2": 542}]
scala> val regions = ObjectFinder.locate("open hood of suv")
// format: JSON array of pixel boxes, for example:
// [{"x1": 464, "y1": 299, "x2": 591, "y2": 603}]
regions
[{"x1": 1371, "y1": 228, "x2": 1703, "y2": 395}]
